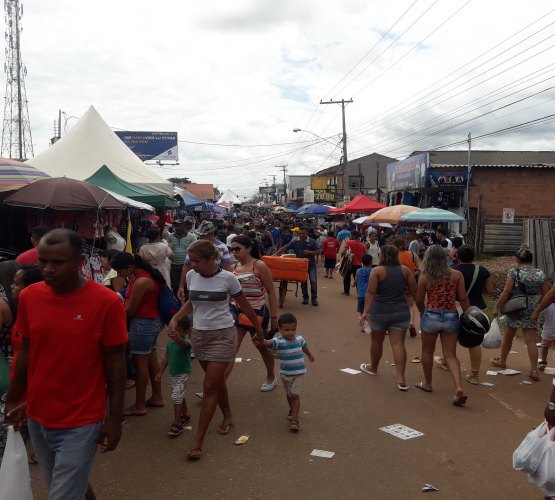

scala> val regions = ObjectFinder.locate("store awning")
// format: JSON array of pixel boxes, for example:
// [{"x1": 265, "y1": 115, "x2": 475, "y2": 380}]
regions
[{"x1": 86, "y1": 165, "x2": 177, "y2": 208}]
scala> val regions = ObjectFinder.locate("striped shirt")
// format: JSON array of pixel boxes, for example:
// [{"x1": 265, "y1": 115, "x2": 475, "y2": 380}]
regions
[
  {"x1": 232, "y1": 260, "x2": 266, "y2": 310},
  {"x1": 167, "y1": 232, "x2": 197, "y2": 265},
  {"x1": 271, "y1": 335, "x2": 307, "y2": 375}
]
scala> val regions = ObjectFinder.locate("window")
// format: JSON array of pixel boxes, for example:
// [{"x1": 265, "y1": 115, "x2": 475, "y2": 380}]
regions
[{"x1": 348, "y1": 176, "x2": 364, "y2": 189}]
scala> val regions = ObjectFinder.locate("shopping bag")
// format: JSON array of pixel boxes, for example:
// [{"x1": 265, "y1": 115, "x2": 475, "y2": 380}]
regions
[
  {"x1": 0, "y1": 426, "x2": 33, "y2": 500},
  {"x1": 528, "y1": 424, "x2": 555, "y2": 496},
  {"x1": 482, "y1": 318, "x2": 501, "y2": 349},
  {"x1": 513, "y1": 420, "x2": 554, "y2": 474}
]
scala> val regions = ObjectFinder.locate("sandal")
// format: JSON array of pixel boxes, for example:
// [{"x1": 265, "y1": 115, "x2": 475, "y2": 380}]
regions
[
  {"x1": 168, "y1": 423, "x2": 183, "y2": 437},
  {"x1": 489, "y1": 357, "x2": 506, "y2": 369},
  {"x1": 415, "y1": 382, "x2": 433, "y2": 393},
  {"x1": 360, "y1": 363, "x2": 377, "y2": 375},
  {"x1": 453, "y1": 394, "x2": 468, "y2": 407},
  {"x1": 187, "y1": 448, "x2": 202, "y2": 460},
  {"x1": 434, "y1": 356, "x2": 449, "y2": 371},
  {"x1": 123, "y1": 406, "x2": 147, "y2": 417},
  {"x1": 217, "y1": 422, "x2": 234, "y2": 435},
  {"x1": 538, "y1": 361, "x2": 548, "y2": 372},
  {"x1": 409, "y1": 325, "x2": 417, "y2": 338},
  {"x1": 290, "y1": 420, "x2": 300, "y2": 432},
  {"x1": 464, "y1": 374, "x2": 480, "y2": 385},
  {"x1": 529, "y1": 370, "x2": 540, "y2": 382}
]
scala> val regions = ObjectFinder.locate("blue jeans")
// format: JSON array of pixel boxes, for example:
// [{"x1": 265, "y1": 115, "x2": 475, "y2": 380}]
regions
[
  {"x1": 28, "y1": 418, "x2": 103, "y2": 500},
  {"x1": 128, "y1": 317, "x2": 163, "y2": 355},
  {"x1": 301, "y1": 265, "x2": 317, "y2": 300}
]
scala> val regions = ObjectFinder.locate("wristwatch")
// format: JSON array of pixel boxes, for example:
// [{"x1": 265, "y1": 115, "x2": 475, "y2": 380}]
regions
[{"x1": 547, "y1": 401, "x2": 555, "y2": 411}]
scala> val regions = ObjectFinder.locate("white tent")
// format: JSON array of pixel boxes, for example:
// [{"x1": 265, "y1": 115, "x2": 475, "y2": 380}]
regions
[
  {"x1": 217, "y1": 188, "x2": 242, "y2": 205},
  {"x1": 28, "y1": 106, "x2": 173, "y2": 196}
]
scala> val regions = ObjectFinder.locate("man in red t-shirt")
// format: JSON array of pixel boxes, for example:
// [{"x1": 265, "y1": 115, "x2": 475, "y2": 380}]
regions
[
  {"x1": 15, "y1": 225, "x2": 51, "y2": 265},
  {"x1": 6, "y1": 229, "x2": 127, "y2": 500},
  {"x1": 339, "y1": 230, "x2": 368, "y2": 296},
  {"x1": 321, "y1": 230, "x2": 341, "y2": 279}
]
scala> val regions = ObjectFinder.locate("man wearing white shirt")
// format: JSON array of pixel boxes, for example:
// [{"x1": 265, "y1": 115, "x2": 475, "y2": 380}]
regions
[{"x1": 435, "y1": 228, "x2": 452, "y2": 251}]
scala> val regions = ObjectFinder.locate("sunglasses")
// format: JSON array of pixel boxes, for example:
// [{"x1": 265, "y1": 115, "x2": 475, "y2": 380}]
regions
[{"x1": 230, "y1": 247, "x2": 244, "y2": 253}]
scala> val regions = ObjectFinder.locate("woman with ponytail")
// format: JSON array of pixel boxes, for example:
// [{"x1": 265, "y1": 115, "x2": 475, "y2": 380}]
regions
[{"x1": 111, "y1": 252, "x2": 166, "y2": 416}]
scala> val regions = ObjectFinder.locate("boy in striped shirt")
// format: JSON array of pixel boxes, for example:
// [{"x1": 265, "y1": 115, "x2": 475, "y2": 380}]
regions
[{"x1": 256, "y1": 313, "x2": 314, "y2": 431}]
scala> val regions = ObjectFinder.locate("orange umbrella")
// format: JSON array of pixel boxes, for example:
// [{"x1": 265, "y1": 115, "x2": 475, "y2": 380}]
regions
[{"x1": 364, "y1": 205, "x2": 421, "y2": 223}]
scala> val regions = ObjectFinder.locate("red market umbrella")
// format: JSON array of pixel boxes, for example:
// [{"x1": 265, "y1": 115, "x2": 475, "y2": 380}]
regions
[
  {"x1": 329, "y1": 195, "x2": 386, "y2": 214},
  {"x1": 4, "y1": 177, "x2": 127, "y2": 210}
]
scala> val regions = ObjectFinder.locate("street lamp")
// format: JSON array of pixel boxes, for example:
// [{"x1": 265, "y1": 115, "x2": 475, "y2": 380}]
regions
[{"x1": 293, "y1": 128, "x2": 340, "y2": 148}]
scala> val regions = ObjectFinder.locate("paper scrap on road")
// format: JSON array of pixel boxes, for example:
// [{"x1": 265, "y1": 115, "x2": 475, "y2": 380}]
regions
[
  {"x1": 235, "y1": 357, "x2": 242, "y2": 363},
  {"x1": 486, "y1": 370, "x2": 498, "y2": 376},
  {"x1": 480, "y1": 382, "x2": 495, "y2": 387},
  {"x1": 234, "y1": 435, "x2": 249, "y2": 445},
  {"x1": 340, "y1": 368, "x2": 362, "y2": 375},
  {"x1": 246, "y1": 358, "x2": 251, "y2": 362},
  {"x1": 521, "y1": 380, "x2": 532, "y2": 385},
  {"x1": 310, "y1": 449, "x2": 335, "y2": 459},
  {"x1": 509, "y1": 351, "x2": 518, "y2": 354},
  {"x1": 497, "y1": 369, "x2": 522, "y2": 375},
  {"x1": 380, "y1": 424, "x2": 424, "y2": 440},
  {"x1": 422, "y1": 484, "x2": 439, "y2": 492}
]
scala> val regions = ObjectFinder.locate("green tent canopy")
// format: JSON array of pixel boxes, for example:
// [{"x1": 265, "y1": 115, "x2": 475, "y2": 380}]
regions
[{"x1": 86, "y1": 165, "x2": 178, "y2": 208}]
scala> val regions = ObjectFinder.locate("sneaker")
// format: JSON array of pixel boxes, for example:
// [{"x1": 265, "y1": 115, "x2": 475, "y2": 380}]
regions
[
  {"x1": 260, "y1": 377, "x2": 277, "y2": 392},
  {"x1": 311, "y1": 299, "x2": 318, "y2": 306},
  {"x1": 195, "y1": 392, "x2": 204, "y2": 399},
  {"x1": 290, "y1": 420, "x2": 300, "y2": 432},
  {"x1": 302, "y1": 298, "x2": 309, "y2": 305}
]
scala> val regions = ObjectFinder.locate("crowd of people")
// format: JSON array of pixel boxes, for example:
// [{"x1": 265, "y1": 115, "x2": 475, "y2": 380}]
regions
[{"x1": 0, "y1": 211, "x2": 555, "y2": 499}]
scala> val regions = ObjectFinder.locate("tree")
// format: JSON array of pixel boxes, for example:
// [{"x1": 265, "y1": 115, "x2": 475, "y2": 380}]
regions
[{"x1": 167, "y1": 177, "x2": 191, "y2": 184}]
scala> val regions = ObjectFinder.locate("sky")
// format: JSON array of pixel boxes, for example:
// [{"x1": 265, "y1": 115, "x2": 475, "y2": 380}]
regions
[{"x1": 6, "y1": 0, "x2": 555, "y2": 198}]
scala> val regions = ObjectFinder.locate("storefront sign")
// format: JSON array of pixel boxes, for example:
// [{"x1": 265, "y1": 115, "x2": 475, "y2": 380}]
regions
[
  {"x1": 387, "y1": 153, "x2": 428, "y2": 191},
  {"x1": 427, "y1": 168, "x2": 468, "y2": 187},
  {"x1": 314, "y1": 189, "x2": 343, "y2": 202},
  {"x1": 502, "y1": 208, "x2": 515, "y2": 224},
  {"x1": 115, "y1": 131, "x2": 178, "y2": 161}
]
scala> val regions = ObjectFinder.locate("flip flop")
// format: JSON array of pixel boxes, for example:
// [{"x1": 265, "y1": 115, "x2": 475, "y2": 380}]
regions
[
  {"x1": 145, "y1": 400, "x2": 165, "y2": 408},
  {"x1": 187, "y1": 448, "x2": 202, "y2": 460},
  {"x1": 415, "y1": 382, "x2": 432, "y2": 393},
  {"x1": 397, "y1": 383, "x2": 410, "y2": 392},
  {"x1": 217, "y1": 422, "x2": 234, "y2": 435},
  {"x1": 360, "y1": 363, "x2": 377, "y2": 375},
  {"x1": 411, "y1": 356, "x2": 421, "y2": 363},
  {"x1": 123, "y1": 406, "x2": 148, "y2": 417},
  {"x1": 168, "y1": 424, "x2": 184, "y2": 437},
  {"x1": 453, "y1": 394, "x2": 468, "y2": 407}
]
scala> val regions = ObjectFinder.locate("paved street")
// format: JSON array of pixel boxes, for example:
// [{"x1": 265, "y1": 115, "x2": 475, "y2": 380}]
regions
[{"x1": 32, "y1": 265, "x2": 549, "y2": 499}]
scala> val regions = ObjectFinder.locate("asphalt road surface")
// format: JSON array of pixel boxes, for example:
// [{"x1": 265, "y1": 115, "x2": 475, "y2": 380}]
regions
[{"x1": 31, "y1": 266, "x2": 549, "y2": 499}]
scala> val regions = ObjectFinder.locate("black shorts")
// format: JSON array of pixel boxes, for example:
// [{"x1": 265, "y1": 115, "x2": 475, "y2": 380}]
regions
[{"x1": 324, "y1": 258, "x2": 337, "y2": 269}]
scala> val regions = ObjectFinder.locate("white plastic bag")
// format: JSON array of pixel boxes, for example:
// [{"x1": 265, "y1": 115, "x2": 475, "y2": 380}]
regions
[
  {"x1": 528, "y1": 424, "x2": 555, "y2": 496},
  {"x1": 513, "y1": 421, "x2": 554, "y2": 474},
  {"x1": 0, "y1": 426, "x2": 33, "y2": 500},
  {"x1": 482, "y1": 318, "x2": 501, "y2": 349}
]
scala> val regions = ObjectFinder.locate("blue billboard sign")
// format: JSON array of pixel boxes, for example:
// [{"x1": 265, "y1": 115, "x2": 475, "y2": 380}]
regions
[
  {"x1": 386, "y1": 153, "x2": 428, "y2": 191},
  {"x1": 115, "y1": 131, "x2": 178, "y2": 161}
]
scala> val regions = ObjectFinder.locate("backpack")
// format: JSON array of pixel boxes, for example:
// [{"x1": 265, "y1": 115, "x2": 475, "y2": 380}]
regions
[{"x1": 158, "y1": 285, "x2": 180, "y2": 325}]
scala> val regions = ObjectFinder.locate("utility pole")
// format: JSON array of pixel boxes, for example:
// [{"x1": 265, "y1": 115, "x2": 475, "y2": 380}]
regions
[
  {"x1": 376, "y1": 161, "x2": 380, "y2": 202},
  {"x1": 320, "y1": 98, "x2": 353, "y2": 201},
  {"x1": 465, "y1": 132, "x2": 472, "y2": 233},
  {"x1": 276, "y1": 164, "x2": 287, "y2": 205},
  {"x1": 358, "y1": 163, "x2": 363, "y2": 195}
]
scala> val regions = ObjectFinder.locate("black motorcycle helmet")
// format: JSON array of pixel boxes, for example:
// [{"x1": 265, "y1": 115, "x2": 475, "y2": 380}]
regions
[{"x1": 458, "y1": 306, "x2": 490, "y2": 348}]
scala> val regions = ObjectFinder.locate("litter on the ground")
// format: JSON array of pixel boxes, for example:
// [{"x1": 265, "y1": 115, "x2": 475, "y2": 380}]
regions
[
  {"x1": 480, "y1": 382, "x2": 495, "y2": 387},
  {"x1": 234, "y1": 435, "x2": 249, "y2": 445},
  {"x1": 310, "y1": 449, "x2": 335, "y2": 459},
  {"x1": 422, "y1": 484, "x2": 439, "y2": 492},
  {"x1": 509, "y1": 351, "x2": 518, "y2": 354},
  {"x1": 235, "y1": 357, "x2": 242, "y2": 363},
  {"x1": 340, "y1": 368, "x2": 362, "y2": 375},
  {"x1": 389, "y1": 363, "x2": 396, "y2": 366},
  {"x1": 184, "y1": 426, "x2": 192, "y2": 430},
  {"x1": 497, "y1": 369, "x2": 522, "y2": 375},
  {"x1": 303, "y1": 411, "x2": 310, "y2": 414},
  {"x1": 486, "y1": 370, "x2": 498, "y2": 376},
  {"x1": 380, "y1": 424, "x2": 424, "y2": 440},
  {"x1": 521, "y1": 380, "x2": 533, "y2": 385}
]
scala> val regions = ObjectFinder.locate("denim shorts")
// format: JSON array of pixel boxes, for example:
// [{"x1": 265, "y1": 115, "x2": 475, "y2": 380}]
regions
[
  {"x1": 129, "y1": 317, "x2": 163, "y2": 355},
  {"x1": 28, "y1": 418, "x2": 102, "y2": 500},
  {"x1": 369, "y1": 310, "x2": 410, "y2": 332},
  {"x1": 421, "y1": 309, "x2": 460, "y2": 334}
]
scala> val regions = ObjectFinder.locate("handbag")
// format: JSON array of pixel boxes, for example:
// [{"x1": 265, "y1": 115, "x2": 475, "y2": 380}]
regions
[
  {"x1": 501, "y1": 268, "x2": 528, "y2": 315},
  {"x1": 0, "y1": 427, "x2": 33, "y2": 500},
  {"x1": 338, "y1": 248, "x2": 353, "y2": 278},
  {"x1": 237, "y1": 310, "x2": 264, "y2": 329}
]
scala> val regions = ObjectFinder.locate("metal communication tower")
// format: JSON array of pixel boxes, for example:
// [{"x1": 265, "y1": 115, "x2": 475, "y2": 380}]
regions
[{"x1": 1, "y1": 0, "x2": 32, "y2": 160}]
